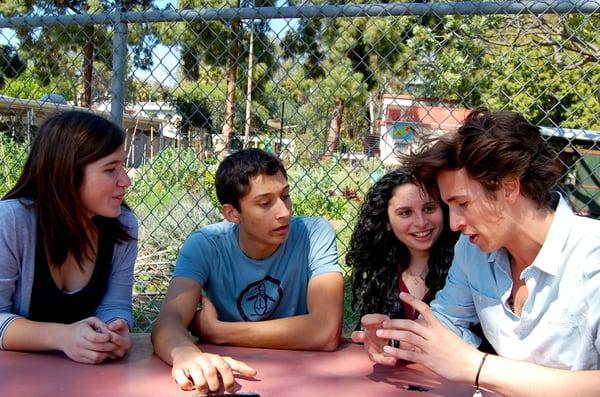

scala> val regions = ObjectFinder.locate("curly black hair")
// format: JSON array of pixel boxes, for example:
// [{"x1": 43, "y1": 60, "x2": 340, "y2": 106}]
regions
[{"x1": 346, "y1": 168, "x2": 458, "y2": 324}]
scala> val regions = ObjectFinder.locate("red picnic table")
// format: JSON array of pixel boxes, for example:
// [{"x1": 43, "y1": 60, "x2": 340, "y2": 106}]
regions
[{"x1": 0, "y1": 334, "x2": 493, "y2": 397}]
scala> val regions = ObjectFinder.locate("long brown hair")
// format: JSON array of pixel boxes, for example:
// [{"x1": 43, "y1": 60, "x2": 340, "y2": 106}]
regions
[{"x1": 3, "y1": 111, "x2": 134, "y2": 268}]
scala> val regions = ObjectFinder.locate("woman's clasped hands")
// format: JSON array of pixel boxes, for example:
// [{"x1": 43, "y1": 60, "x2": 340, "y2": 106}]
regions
[{"x1": 60, "y1": 317, "x2": 132, "y2": 364}]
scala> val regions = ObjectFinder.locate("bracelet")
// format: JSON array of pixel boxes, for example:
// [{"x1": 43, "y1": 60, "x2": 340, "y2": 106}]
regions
[{"x1": 472, "y1": 353, "x2": 488, "y2": 397}]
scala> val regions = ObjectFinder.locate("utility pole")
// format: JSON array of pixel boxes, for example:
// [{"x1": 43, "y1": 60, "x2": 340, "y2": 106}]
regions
[{"x1": 243, "y1": 20, "x2": 255, "y2": 147}]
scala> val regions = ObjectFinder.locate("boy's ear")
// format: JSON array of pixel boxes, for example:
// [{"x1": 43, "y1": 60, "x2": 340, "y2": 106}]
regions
[{"x1": 222, "y1": 203, "x2": 241, "y2": 224}]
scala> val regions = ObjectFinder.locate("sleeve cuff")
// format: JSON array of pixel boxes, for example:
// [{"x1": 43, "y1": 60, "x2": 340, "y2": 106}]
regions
[{"x1": 0, "y1": 314, "x2": 22, "y2": 350}]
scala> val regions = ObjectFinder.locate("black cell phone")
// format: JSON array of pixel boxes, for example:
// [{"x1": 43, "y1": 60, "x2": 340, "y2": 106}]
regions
[{"x1": 403, "y1": 384, "x2": 431, "y2": 392}]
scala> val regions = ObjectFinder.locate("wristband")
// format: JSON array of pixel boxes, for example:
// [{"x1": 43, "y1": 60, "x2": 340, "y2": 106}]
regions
[{"x1": 473, "y1": 353, "x2": 488, "y2": 397}]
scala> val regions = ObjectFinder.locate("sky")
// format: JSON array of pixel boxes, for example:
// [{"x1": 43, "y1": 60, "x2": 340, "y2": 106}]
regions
[
  {"x1": 1, "y1": 0, "x2": 295, "y2": 90},
  {"x1": 140, "y1": 0, "x2": 294, "y2": 87}
]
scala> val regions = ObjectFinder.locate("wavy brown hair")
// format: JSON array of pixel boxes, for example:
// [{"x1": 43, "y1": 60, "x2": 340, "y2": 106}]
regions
[
  {"x1": 3, "y1": 111, "x2": 134, "y2": 269},
  {"x1": 404, "y1": 109, "x2": 562, "y2": 209}
]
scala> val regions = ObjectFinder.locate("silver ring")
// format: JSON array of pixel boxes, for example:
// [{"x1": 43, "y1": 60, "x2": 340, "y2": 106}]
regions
[{"x1": 388, "y1": 339, "x2": 400, "y2": 349}]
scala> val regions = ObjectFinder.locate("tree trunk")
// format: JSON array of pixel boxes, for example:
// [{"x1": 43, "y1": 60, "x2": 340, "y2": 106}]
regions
[
  {"x1": 321, "y1": 98, "x2": 345, "y2": 160},
  {"x1": 221, "y1": 17, "x2": 241, "y2": 150},
  {"x1": 82, "y1": 26, "x2": 94, "y2": 108},
  {"x1": 197, "y1": 128, "x2": 206, "y2": 161}
]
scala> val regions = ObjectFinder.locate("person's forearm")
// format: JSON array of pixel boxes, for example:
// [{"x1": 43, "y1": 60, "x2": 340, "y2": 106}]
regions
[
  {"x1": 3, "y1": 317, "x2": 67, "y2": 351},
  {"x1": 478, "y1": 354, "x2": 600, "y2": 397},
  {"x1": 151, "y1": 313, "x2": 201, "y2": 365},
  {"x1": 207, "y1": 314, "x2": 341, "y2": 351}
]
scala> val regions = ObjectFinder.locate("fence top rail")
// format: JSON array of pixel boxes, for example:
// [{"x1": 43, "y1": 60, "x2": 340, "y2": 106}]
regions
[{"x1": 1, "y1": 1, "x2": 599, "y2": 28}]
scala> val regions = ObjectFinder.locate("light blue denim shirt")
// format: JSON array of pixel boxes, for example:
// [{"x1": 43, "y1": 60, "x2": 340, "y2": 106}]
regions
[{"x1": 431, "y1": 195, "x2": 600, "y2": 370}]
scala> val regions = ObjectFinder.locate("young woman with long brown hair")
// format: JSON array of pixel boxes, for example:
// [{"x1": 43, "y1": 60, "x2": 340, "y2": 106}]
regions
[{"x1": 0, "y1": 111, "x2": 138, "y2": 364}]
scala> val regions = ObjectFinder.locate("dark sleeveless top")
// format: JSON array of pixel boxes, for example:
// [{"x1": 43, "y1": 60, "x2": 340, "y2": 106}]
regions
[
  {"x1": 28, "y1": 228, "x2": 115, "y2": 324},
  {"x1": 398, "y1": 277, "x2": 433, "y2": 320}
]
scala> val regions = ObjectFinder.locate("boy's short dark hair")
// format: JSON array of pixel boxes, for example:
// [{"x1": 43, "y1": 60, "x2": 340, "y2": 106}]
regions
[{"x1": 215, "y1": 148, "x2": 287, "y2": 211}]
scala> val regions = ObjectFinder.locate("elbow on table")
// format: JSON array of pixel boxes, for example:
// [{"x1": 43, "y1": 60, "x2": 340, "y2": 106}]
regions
[
  {"x1": 149, "y1": 324, "x2": 161, "y2": 352},
  {"x1": 312, "y1": 325, "x2": 342, "y2": 351},
  {"x1": 321, "y1": 334, "x2": 342, "y2": 352}
]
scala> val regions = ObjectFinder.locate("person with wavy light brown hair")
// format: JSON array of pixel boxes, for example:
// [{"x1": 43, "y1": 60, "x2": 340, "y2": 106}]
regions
[{"x1": 357, "y1": 109, "x2": 600, "y2": 397}]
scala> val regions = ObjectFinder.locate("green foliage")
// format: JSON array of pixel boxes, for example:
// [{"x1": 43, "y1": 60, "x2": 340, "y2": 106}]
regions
[
  {"x1": 287, "y1": 161, "x2": 369, "y2": 220},
  {"x1": 343, "y1": 276, "x2": 360, "y2": 333},
  {"x1": 153, "y1": 0, "x2": 279, "y2": 148},
  {"x1": 2, "y1": 0, "x2": 157, "y2": 103},
  {"x1": 0, "y1": 1, "x2": 29, "y2": 16},
  {"x1": 0, "y1": 45, "x2": 26, "y2": 89},
  {"x1": 127, "y1": 146, "x2": 219, "y2": 212},
  {"x1": 0, "y1": 134, "x2": 28, "y2": 197},
  {"x1": 133, "y1": 191, "x2": 222, "y2": 332},
  {"x1": 1, "y1": 68, "x2": 73, "y2": 100},
  {"x1": 172, "y1": 97, "x2": 215, "y2": 142},
  {"x1": 483, "y1": 45, "x2": 600, "y2": 129},
  {"x1": 279, "y1": 9, "x2": 599, "y2": 137}
]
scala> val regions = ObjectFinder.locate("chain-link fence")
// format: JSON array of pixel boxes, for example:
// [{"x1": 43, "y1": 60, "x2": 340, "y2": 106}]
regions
[{"x1": 1, "y1": 1, "x2": 599, "y2": 334}]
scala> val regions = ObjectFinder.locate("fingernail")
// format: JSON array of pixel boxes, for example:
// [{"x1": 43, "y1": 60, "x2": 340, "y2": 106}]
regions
[
  {"x1": 383, "y1": 345, "x2": 393, "y2": 353},
  {"x1": 399, "y1": 292, "x2": 407, "y2": 298},
  {"x1": 376, "y1": 330, "x2": 383, "y2": 337}
]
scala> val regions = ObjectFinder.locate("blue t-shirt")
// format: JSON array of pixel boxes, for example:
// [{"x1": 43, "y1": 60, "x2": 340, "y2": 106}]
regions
[{"x1": 173, "y1": 216, "x2": 341, "y2": 322}]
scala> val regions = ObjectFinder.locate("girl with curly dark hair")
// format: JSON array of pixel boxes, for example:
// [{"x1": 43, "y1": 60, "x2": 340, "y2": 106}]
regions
[{"x1": 347, "y1": 168, "x2": 458, "y2": 324}]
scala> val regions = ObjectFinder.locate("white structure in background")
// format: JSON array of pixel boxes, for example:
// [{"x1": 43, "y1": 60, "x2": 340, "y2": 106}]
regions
[
  {"x1": 93, "y1": 101, "x2": 178, "y2": 167},
  {"x1": 128, "y1": 101, "x2": 180, "y2": 139},
  {"x1": 539, "y1": 126, "x2": 600, "y2": 143},
  {"x1": 540, "y1": 126, "x2": 600, "y2": 217},
  {"x1": 378, "y1": 94, "x2": 470, "y2": 165},
  {"x1": 0, "y1": 95, "x2": 166, "y2": 168}
]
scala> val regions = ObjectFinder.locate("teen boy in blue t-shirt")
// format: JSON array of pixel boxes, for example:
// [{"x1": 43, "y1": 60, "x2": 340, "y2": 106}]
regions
[{"x1": 151, "y1": 149, "x2": 344, "y2": 394}]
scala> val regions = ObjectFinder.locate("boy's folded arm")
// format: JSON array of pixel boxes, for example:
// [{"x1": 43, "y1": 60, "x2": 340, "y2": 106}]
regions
[{"x1": 196, "y1": 272, "x2": 344, "y2": 351}]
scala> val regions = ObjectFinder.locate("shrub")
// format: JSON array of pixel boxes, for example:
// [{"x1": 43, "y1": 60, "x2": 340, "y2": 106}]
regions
[
  {"x1": 132, "y1": 193, "x2": 222, "y2": 331},
  {"x1": 0, "y1": 135, "x2": 28, "y2": 196}
]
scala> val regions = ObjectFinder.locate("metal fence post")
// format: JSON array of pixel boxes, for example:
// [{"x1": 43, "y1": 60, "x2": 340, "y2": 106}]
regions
[{"x1": 111, "y1": 7, "x2": 128, "y2": 127}]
